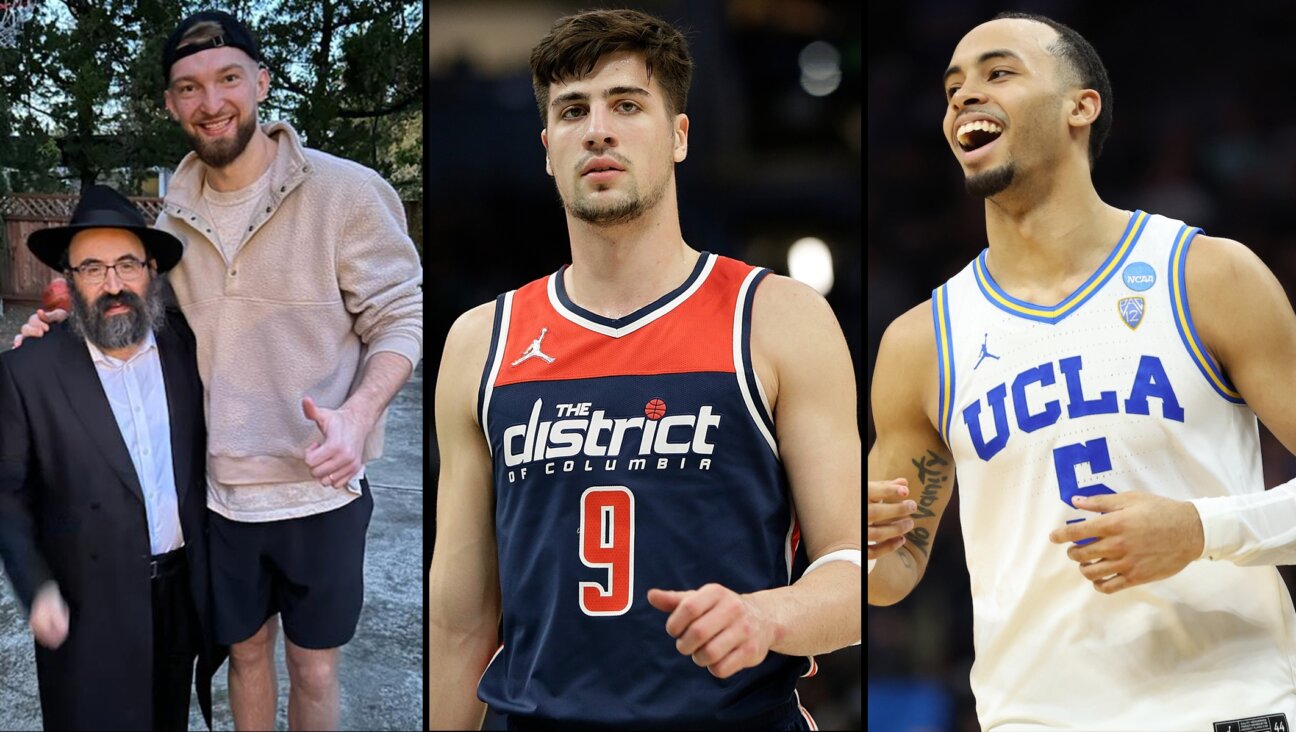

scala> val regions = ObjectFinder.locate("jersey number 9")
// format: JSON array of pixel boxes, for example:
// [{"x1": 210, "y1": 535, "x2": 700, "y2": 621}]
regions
[{"x1": 579, "y1": 486, "x2": 635, "y2": 616}]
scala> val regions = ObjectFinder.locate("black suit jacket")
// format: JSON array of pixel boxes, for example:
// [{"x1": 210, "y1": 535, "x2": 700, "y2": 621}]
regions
[{"x1": 0, "y1": 311, "x2": 225, "y2": 731}]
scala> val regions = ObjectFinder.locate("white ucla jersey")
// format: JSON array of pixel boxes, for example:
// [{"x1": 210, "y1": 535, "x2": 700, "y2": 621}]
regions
[{"x1": 934, "y1": 210, "x2": 1296, "y2": 731}]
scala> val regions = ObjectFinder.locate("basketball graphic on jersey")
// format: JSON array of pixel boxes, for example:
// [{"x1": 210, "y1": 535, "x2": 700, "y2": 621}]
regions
[{"x1": 645, "y1": 398, "x2": 667, "y2": 420}]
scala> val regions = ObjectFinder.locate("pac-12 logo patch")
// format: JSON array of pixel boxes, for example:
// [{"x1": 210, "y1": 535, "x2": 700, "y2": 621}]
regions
[
  {"x1": 1118, "y1": 297, "x2": 1145, "y2": 330},
  {"x1": 1122, "y1": 261, "x2": 1155, "y2": 291}
]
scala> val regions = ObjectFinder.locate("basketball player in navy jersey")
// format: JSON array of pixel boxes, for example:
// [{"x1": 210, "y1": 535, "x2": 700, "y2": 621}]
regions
[
  {"x1": 870, "y1": 12, "x2": 1296, "y2": 729},
  {"x1": 430, "y1": 8, "x2": 861, "y2": 730}
]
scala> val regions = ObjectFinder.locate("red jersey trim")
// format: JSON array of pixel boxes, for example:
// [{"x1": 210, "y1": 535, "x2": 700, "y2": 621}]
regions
[{"x1": 495, "y1": 254, "x2": 752, "y2": 386}]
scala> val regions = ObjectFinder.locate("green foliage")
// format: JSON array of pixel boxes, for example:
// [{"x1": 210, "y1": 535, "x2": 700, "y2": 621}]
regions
[
  {"x1": 256, "y1": 0, "x2": 423, "y2": 197},
  {"x1": 0, "y1": 0, "x2": 422, "y2": 198}
]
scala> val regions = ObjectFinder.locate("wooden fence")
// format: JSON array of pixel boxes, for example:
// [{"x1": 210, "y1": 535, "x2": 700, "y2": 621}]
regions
[
  {"x1": 1, "y1": 193, "x2": 423, "y2": 304},
  {"x1": 0, "y1": 194, "x2": 164, "y2": 303}
]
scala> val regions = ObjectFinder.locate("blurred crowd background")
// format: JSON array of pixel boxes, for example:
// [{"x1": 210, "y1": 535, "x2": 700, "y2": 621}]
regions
[
  {"x1": 868, "y1": 0, "x2": 1296, "y2": 729},
  {"x1": 428, "y1": 0, "x2": 861, "y2": 728}
]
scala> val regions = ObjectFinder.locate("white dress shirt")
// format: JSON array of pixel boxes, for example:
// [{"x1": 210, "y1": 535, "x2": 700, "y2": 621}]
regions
[{"x1": 86, "y1": 330, "x2": 184, "y2": 555}]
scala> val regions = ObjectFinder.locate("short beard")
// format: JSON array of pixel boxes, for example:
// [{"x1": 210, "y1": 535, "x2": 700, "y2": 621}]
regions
[
  {"x1": 965, "y1": 164, "x2": 1017, "y2": 198},
  {"x1": 187, "y1": 112, "x2": 258, "y2": 169},
  {"x1": 69, "y1": 276, "x2": 167, "y2": 352},
  {"x1": 566, "y1": 172, "x2": 669, "y2": 226}
]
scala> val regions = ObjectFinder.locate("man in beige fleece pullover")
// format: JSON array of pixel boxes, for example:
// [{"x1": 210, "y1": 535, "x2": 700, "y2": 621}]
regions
[{"x1": 19, "y1": 10, "x2": 422, "y2": 731}]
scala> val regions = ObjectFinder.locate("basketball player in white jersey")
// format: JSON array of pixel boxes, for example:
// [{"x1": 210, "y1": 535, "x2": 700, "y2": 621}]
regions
[{"x1": 869, "y1": 12, "x2": 1296, "y2": 731}]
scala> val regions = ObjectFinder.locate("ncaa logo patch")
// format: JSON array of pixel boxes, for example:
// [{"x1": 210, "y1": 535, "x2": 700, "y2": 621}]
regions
[
  {"x1": 1118, "y1": 297, "x2": 1145, "y2": 330},
  {"x1": 1122, "y1": 262, "x2": 1156, "y2": 291}
]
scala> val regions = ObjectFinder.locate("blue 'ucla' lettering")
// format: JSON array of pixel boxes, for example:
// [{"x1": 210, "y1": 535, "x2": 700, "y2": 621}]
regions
[
  {"x1": 961, "y1": 355, "x2": 1183, "y2": 462},
  {"x1": 1058, "y1": 356, "x2": 1118, "y2": 418},
  {"x1": 1012, "y1": 363, "x2": 1060, "y2": 433},
  {"x1": 1124, "y1": 355, "x2": 1185, "y2": 421},
  {"x1": 963, "y1": 383, "x2": 1009, "y2": 461}
]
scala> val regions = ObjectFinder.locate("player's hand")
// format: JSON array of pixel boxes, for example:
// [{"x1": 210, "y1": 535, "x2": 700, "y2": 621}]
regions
[
  {"x1": 30, "y1": 581, "x2": 69, "y2": 649},
  {"x1": 12, "y1": 308, "x2": 67, "y2": 348},
  {"x1": 1049, "y1": 492, "x2": 1205, "y2": 594},
  {"x1": 647, "y1": 584, "x2": 778, "y2": 679},
  {"x1": 868, "y1": 478, "x2": 916, "y2": 560},
  {"x1": 302, "y1": 396, "x2": 369, "y2": 489}
]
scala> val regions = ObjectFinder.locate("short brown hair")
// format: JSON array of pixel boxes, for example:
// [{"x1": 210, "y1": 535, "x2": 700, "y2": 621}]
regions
[{"x1": 529, "y1": 8, "x2": 693, "y2": 125}]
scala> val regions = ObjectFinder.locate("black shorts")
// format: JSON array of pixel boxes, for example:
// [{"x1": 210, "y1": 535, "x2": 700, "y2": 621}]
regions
[{"x1": 208, "y1": 479, "x2": 374, "y2": 649}]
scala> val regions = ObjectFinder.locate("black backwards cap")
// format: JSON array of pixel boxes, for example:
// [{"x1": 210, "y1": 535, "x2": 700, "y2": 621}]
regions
[{"x1": 161, "y1": 10, "x2": 262, "y2": 83}]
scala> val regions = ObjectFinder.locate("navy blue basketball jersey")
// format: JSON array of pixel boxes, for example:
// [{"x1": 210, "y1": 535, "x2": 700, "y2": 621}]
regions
[{"x1": 475, "y1": 252, "x2": 816, "y2": 727}]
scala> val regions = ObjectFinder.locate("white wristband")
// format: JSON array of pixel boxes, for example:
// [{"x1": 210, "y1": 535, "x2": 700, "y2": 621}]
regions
[
  {"x1": 803, "y1": 548, "x2": 863, "y2": 576},
  {"x1": 803, "y1": 548, "x2": 864, "y2": 648},
  {"x1": 867, "y1": 542, "x2": 877, "y2": 574}
]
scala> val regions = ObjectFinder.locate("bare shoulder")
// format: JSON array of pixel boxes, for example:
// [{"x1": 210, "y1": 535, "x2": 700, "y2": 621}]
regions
[
  {"x1": 437, "y1": 300, "x2": 499, "y2": 425},
  {"x1": 1183, "y1": 234, "x2": 1270, "y2": 292},
  {"x1": 750, "y1": 273, "x2": 841, "y2": 334},
  {"x1": 1184, "y1": 233, "x2": 1292, "y2": 365},
  {"x1": 872, "y1": 299, "x2": 938, "y2": 428},
  {"x1": 750, "y1": 275, "x2": 852, "y2": 401},
  {"x1": 443, "y1": 300, "x2": 498, "y2": 358}
]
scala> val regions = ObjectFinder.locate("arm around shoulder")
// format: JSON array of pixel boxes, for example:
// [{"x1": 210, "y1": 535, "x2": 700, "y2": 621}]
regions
[{"x1": 428, "y1": 302, "x2": 503, "y2": 730}]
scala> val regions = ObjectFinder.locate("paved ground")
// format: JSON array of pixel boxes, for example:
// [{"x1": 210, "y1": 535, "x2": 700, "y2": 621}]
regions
[{"x1": 0, "y1": 303, "x2": 423, "y2": 731}]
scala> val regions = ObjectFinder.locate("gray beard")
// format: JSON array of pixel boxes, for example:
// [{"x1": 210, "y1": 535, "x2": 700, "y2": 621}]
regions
[
  {"x1": 69, "y1": 277, "x2": 167, "y2": 351},
  {"x1": 965, "y1": 163, "x2": 1017, "y2": 198}
]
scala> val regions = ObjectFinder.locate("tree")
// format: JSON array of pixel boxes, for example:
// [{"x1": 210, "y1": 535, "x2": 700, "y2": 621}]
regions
[
  {"x1": 0, "y1": 0, "x2": 423, "y2": 198},
  {"x1": 256, "y1": 0, "x2": 423, "y2": 196}
]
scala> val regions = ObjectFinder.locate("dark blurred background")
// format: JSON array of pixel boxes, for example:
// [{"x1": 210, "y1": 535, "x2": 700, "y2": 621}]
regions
[
  {"x1": 867, "y1": 1, "x2": 1296, "y2": 730},
  {"x1": 428, "y1": 0, "x2": 861, "y2": 728}
]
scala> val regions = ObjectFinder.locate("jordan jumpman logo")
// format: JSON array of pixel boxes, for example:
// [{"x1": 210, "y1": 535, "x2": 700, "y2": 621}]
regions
[
  {"x1": 512, "y1": 327, "x2": 556, "y2": 366},
  {"x1": 974, "y1": 333, "x2": 1000, "y2": 370}
]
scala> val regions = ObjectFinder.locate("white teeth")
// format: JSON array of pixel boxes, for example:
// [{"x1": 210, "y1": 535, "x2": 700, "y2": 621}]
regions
[{"x1": 956, "y1": 119, "x2": 1004, "y2": 146}]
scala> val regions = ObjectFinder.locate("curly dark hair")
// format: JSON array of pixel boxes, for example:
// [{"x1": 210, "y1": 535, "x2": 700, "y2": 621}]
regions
[
  {"x1": 993, "y1": 12, "x2": 1113, "y2": 169},
  {"x1": 529, "y1": 8, "x2": 693, "y2": 126}
]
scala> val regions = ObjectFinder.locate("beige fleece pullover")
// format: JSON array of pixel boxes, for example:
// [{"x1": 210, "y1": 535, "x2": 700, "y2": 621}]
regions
[{"x1": 154, "y1": 121, "x2": 423, "y2": 512}]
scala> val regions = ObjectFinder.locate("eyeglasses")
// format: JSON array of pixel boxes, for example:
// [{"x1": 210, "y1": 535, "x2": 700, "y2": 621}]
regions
[{"x1": 67, "y1": 257, "x2": 150, "y2": 285}]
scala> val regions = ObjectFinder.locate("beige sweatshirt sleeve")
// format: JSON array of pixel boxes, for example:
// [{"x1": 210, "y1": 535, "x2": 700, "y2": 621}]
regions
[{"x1": 337, "y1": 173, "x2": 424, "y2": 371}]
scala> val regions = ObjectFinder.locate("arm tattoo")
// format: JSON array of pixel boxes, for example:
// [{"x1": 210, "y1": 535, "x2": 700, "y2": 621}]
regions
[
  {"x1": 904, "y1": 449, "x2": 950, "y2": 557},
  {"x1": 897, "y1": 544, "x2": 915, "y2": 573}
]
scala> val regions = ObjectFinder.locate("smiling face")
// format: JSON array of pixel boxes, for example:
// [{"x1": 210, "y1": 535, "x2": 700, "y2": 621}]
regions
[
  {"x1": 942, "y1": 18, "x2": 1084, "y2": 198},
  {"x1": 164, "y1": 45, "x2": 268, "y2": 169},
  {"x1": 540, "y1": 51, "x2": 688, "y2": 226}
]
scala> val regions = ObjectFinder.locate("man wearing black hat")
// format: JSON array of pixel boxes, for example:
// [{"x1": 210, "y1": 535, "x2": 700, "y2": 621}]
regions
[
  {"x1": 17, "y1": 8, "x2": 425, "y2": 731},
  {"x1": 0, "y1": 185, "x2": 223, "y2": 730}
]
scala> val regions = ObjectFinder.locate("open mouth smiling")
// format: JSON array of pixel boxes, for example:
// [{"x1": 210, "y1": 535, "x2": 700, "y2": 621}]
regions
[{"x1": 956, "y1": 119, "x2": 1004, "y2": 152}]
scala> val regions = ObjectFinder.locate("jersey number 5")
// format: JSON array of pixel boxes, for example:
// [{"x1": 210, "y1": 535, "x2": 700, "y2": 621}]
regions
[
  {"x1": 1052, "y1": 437, "x2": 1117, "y2": 545},
  {"x1": 579, "y1": 486, "x2": 635, "y2": 616}
]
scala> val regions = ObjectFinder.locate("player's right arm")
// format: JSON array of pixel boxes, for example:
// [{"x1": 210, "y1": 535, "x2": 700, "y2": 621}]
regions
[
  {"x1": 428, "y1": 302, "x2": 502, "y2": 730},
  {"x1": 868, "y1": 300, "x2": 957, "y2": 606}
]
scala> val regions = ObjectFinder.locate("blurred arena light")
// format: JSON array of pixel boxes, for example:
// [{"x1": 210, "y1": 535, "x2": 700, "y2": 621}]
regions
[
  {"x1": 799, "y1": 40, "x2": 842, "y2": 97},
  {"x1": 788, "y1": 237, "x2": 834, "y2": 295}
]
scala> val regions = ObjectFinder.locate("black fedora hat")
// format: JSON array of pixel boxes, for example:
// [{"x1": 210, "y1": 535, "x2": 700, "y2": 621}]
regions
[{"x1": 26, "y1": 185, "x2": 183, "y2": 273}]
